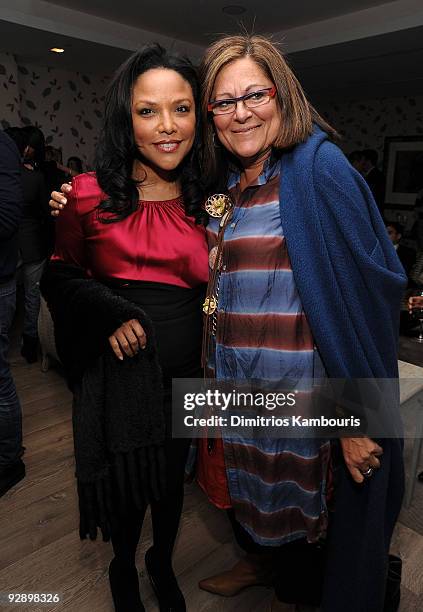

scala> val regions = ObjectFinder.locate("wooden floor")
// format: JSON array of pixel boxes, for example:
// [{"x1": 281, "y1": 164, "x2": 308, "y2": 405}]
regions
[{"x1": 0, "y1": 343, "x2": 422, "y2": 611}]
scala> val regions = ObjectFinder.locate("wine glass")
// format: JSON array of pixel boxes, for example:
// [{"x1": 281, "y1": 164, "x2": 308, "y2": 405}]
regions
[{"x1": 409, "y1": 290, "x2": 423, "y2": 343}]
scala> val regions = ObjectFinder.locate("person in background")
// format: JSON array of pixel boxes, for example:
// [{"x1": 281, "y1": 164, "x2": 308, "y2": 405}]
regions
[
  {"x1": 50, "y1": 148, "x2": 81, "y2": 179},
  {"x1": 408, "y1": 293, "x2": 423, "y2": 485},
  {"x1": 361, "y1": 149, "x2": 386, "y2": 216},
  {"x1": 386, "y1": 222, "x2": 416, "y2": 281},
  {"x1": 348, "y1": 149, "x2": 365, "y2": 173},
  {"x1": 413, "y1": 187, "x2": 423, "y2": 250},
  {"x1": 387, "y1": 222, "x2": 417, "y2": 335},
  {"x1": 44, "y1": 146, "x2": 69, "y2": 191},
  {"x1": 45, "y1": 147, "x2": 82, "y2": 187},
  {"x1": 18, "y1": 126, "x2": 50, "y2": 363},
  {"x1": 67, "y1": 156, "x2": 83, "y2": 175},
  {"x1": 0, "y1": 129, "x2": 25, "y2": 496}
]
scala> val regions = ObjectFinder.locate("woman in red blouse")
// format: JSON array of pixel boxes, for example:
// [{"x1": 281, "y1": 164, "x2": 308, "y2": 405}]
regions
[{"x1": 46, "y1": 45, "x2": 208, "y2": 612}]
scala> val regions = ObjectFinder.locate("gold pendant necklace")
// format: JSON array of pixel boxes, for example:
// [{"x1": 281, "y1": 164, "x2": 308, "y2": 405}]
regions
[{"x1": 202, "y1": 201, "x2": 234, "y2": 320}]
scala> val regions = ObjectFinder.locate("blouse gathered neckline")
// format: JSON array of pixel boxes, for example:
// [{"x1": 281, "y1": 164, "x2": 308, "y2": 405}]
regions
[{"x1": 138, "y1": 195, "x2": 183, "y2": 204}]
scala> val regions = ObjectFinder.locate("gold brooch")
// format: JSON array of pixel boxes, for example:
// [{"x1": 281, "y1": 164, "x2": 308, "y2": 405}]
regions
[
  {"x1": 204, "y1": 194, "x2": 232, "y2": 218},
  {"x1": 203, "y1": 295, "x2": 218, "y2": 315}
]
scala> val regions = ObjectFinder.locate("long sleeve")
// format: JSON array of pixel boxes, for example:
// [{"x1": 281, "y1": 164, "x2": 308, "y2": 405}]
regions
[
  {"x1": 51, "y1": 177, "x2": 87, "y2": 269},
  {"x1": 0, "y1": 132, "x2": 23, "y2": 241}
]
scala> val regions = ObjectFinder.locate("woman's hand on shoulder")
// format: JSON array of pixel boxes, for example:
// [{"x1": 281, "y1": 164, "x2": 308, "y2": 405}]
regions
[
  {"x1": 50, "y1": 182, "x2": 72, "y2": 217},
  {"x1": 109, "y1": 319, "x2": 147, "y2": 360},
  {"x1": 340, "y1": 436, "x2": 383, "y2": 484}
]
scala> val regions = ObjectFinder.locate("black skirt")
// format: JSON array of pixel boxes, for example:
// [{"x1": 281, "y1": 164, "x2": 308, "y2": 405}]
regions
[{"x1": 105, "y1": 279, "x2": 205, "y2": 386}]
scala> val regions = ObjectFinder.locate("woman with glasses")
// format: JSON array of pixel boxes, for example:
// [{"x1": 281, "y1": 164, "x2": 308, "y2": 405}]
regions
[{"x1": 195, "y1": 35, "x2": 405, "y2": 612}]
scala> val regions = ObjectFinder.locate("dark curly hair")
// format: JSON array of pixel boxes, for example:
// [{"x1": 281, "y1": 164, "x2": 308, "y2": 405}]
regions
[{"x1": 95, "y1": 44, "x2": 206, "y2": 224}]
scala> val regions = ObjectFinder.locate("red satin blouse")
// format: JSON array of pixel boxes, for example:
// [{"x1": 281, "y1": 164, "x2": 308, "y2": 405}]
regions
[{"x1": 51, "y1": 172, "x2": 209, "y2": 288}]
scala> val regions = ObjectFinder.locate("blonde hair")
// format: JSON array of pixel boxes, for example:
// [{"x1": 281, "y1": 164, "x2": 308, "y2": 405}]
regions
[{"x1": 200, "y1": 34, "x2": 337, "y2": 186}]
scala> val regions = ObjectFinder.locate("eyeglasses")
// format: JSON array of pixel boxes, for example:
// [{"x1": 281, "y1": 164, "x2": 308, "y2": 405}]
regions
[{"x1": 208, "y1": 86, "x2": 277, "y2": 116}]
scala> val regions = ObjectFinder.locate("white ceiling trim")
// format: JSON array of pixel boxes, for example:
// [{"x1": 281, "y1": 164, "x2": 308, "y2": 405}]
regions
[{"x1": 278, "y1": 0, "x2": 423, "y2": 53}]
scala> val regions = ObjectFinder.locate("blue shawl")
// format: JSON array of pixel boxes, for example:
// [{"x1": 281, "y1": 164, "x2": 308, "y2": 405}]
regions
[
  {"x1": 279, "y1": 127, "x2": 406, "y2": 611},
  {"x1": 279, "y1": 127, "x2": 405, "y2": 378}
]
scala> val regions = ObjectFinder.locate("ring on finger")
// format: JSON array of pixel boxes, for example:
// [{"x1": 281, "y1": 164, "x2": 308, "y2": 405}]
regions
[{"x1": 360, "y1": 466, "x2": 374, "y2": 478}]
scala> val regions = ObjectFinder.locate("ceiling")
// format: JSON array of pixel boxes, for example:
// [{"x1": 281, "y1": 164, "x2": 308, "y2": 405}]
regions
[
  {"x1": 45, "y1": 0, "x2": 396, "y2": 46},
  {"x1": 0, "y1": 0, "x2": 422, "y2": 101},
  {"x1": 0, "y1": 19, "x2": 130, "y2": 75},
  {"x1": 291, "y1": 24, "x2": 423, "y2": 101}
]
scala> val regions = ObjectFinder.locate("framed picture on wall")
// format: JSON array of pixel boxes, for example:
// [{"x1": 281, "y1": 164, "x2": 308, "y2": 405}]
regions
[{"x1": 384, "y1": 136, "x2": 423, "y2": 206}]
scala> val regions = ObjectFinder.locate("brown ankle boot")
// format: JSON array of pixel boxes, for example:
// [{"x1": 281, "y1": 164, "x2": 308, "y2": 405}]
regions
[{"x1": 198, "y1": 553, "x2": 273, "y2": 597}]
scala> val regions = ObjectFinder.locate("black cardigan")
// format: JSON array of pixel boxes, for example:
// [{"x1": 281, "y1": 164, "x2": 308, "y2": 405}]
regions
[{"x1": 41, "y1": 261, "x2": 166, "y2": 540}]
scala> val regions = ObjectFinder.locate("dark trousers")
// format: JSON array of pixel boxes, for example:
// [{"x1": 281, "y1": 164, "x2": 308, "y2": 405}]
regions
[
  {"x1": 0, "y1": 278, "x2": 23, "y2": 468},
  {"x1": 17, "y1": 258, "x2": 46, "y2": 339},
  {"x1": 227, "y1": 509, "x2": 325, "y2": 606}
]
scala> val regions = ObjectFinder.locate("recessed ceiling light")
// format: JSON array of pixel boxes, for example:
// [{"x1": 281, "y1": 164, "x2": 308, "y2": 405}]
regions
[
  {"x1": 50, "y1": 47, "x2": 64, "y2": 53},
  {"x1": 222, "y1": 5, "x2": 246, "y2": 15}
]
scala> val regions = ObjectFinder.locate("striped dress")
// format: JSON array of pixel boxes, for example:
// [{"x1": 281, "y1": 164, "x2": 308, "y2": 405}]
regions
[{"x1": 203, "y1": 156, "x2": 330, "y2": 546}]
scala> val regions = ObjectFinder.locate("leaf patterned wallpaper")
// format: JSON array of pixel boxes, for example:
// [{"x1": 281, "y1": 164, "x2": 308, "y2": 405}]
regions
[
  {"x1": 0, "y1": 53, "x2": 20, "y2": 127},
  {"x1": 0, "y1": 52, "x2": 109, "y2": 167},
  {"x1": 1, "y1": 49, "x2": 422, "y2": 169},
  {"x1": 318, "y1": 95, "x2": 423, "y2": 163}
]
